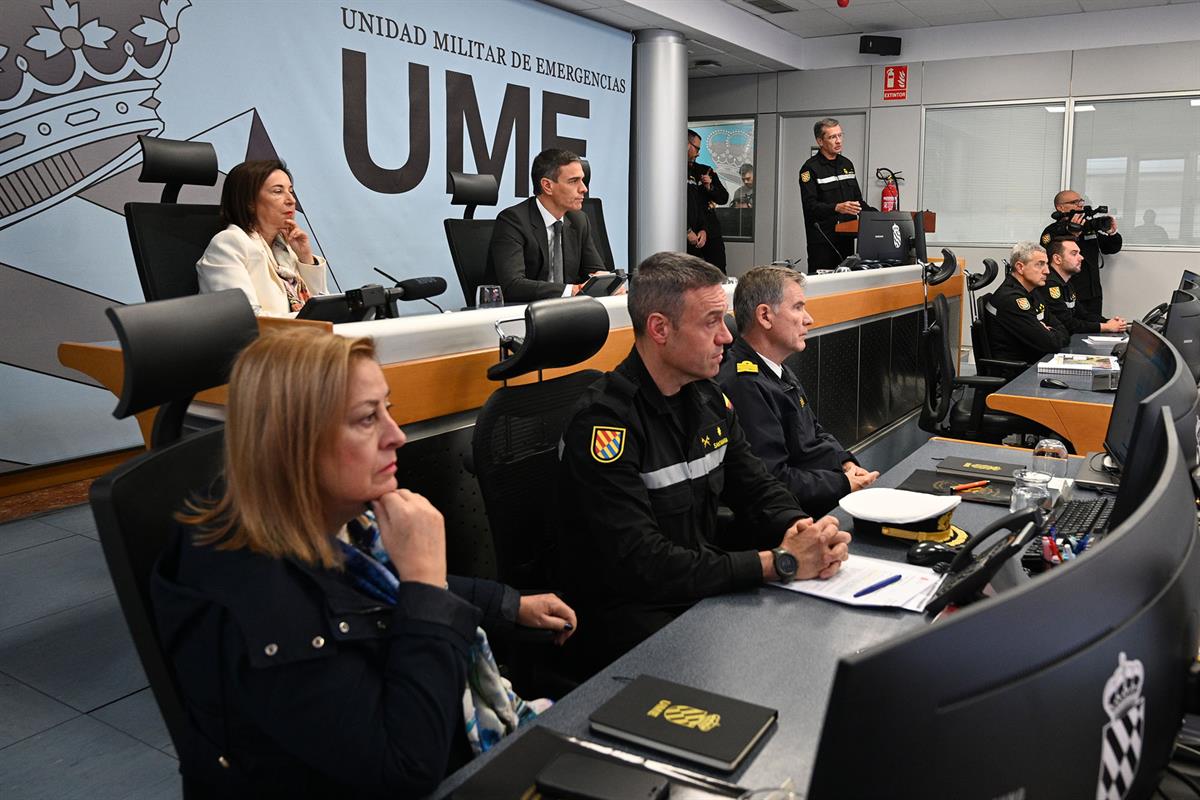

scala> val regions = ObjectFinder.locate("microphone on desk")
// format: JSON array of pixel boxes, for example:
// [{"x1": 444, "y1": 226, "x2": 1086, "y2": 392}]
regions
[{"x1": 373, "y1": 268, "x2": 446, "y2": 313}]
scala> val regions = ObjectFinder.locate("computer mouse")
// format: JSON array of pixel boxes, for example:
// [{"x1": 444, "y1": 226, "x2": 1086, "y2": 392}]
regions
[
  {"x1": 1040, "y1": 377, "x2": 1069, "y2": 390},
  {"x1": 907, "y1": 541, "x2": 957, "y2": 567}
]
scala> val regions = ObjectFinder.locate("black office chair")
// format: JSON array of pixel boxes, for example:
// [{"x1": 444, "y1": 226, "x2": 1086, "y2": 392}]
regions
[
  {"x1": 91, "y1": 291, "x2": 261, "y2": 798},
  {"x1": 125, "y1": 135, "x2": 223, "y2": 301},
  {"x1": 579, "y1": 158, "x2": 616, "y2": 270},
  {"x1": 919, "y1": 294, "x2": 1056, "y2": 444},
  {"x1": 974, "y1": 291, "x2": 1034, "y2": 380},
  {"x1": 444, "y1": 171, "x2": 499, "y2": 307},
  {"x1": 105, "y1": 289, "x2": 258, "y2": 448}
]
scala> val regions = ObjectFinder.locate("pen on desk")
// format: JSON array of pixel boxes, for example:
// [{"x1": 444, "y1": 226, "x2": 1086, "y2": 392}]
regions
[
  {"x1": 1075, "y1": 533, "x2": 1091, "y2": 555},
  {"x1": 564, "y1": 736, "x2": 748, "y2": 796},
  {"x1": 951, "y1": 479, "x2": 990, "y2": 492},
  {"x1": 853, "y1": 573, "x2": 903, "y2": 598}
]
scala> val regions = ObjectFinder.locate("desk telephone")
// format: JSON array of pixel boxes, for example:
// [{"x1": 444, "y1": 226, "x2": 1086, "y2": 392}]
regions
[{"x1": 925, "y1": 508, "x2": 1043, "y2": 614}]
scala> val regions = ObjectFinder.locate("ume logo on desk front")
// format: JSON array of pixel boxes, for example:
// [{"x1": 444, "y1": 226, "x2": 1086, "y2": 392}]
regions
[{"x1": 883, "y1": 65, "x2": 908, "y2": 101}]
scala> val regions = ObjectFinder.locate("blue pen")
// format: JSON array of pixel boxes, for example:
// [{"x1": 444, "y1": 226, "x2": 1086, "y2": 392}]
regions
[
  {"x1": 854, "y1": 573, "x2": 903, "y2": 598},
  {"x1": 1075, "y1": 533, "x2": 1091, "y2": 555}
]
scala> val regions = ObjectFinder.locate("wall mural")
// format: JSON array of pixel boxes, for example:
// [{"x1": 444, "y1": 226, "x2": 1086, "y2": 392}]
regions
[{"x1": 0, "y1": 0, "x2": 632, "y2": 473}]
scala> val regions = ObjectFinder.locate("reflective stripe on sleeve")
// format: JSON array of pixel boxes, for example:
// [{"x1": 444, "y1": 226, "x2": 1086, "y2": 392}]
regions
[{"x1": 639, "y1": 446, "x2": 726, "y2": 490}]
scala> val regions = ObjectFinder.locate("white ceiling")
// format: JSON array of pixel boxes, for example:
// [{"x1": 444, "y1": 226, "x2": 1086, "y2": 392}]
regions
[{"x1": 537, "y1": 0, "x2": 1199, "y2": 75}]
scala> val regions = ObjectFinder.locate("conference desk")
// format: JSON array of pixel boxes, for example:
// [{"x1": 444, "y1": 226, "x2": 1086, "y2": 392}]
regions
[
  {"x1": 429, "y1": 437, "x2": 1079, "y2": 798},
  {"x1": 985, "y1": 334, "x2": 1120, "y2": 454}
]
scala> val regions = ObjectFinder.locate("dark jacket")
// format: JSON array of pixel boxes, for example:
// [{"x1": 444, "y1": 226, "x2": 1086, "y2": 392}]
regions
[
  {"x1": 799, "y1": 153, "x2": 872, "y2": 273},
  {"x1": 485, "y1": 197, "x2": 605, "y2": 302},
  {"x1": 556, "y1": 347, "x2": 806, "y2": 668},
  {"x1": 1037, "y1": 267, "x2": 1105, "y2": 335},
  {"x1": 984, "y1": 274, "x2": 1071, "y2": 365},
  {"x1": 717, "y1": 338, "x2": 855, "y2": 516},
  {"x1": 1040, "y1": 222, "x2": 1123, "y2": 305},
  {"x1": 151, "y1": 526, "x2": 518, "y2": 799},
  {"x1": 686, "y1": 160, "x2": 729, "y2": 271}
]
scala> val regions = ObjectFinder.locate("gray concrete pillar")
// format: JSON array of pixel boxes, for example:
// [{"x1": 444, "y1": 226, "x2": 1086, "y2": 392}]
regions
[{"x1": 632, "y1": 29, "x2": 687, "y2": 268}]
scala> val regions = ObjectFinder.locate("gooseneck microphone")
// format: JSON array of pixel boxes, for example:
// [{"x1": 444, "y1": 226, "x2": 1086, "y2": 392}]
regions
[{"x1": 373, "y1": 267, "x2": 447, "y2": 313}]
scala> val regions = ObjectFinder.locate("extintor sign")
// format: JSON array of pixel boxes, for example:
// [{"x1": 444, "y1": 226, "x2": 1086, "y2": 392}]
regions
[{"x1": 883, "y1": 65, "x2": 908, "y2": 101}]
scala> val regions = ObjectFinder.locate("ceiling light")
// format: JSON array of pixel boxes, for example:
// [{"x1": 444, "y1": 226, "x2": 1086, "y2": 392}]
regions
[
  {"x1": 1045, "y1": 106, "x2": 1066, "y2": 113},
  {"x1": 692, "y1": 59, "x2": 721, "y2": 69},
  {"x1": 1075, "y1": 105, "x2": 1096, "y2": 112},
  {"x1": 1190, "y1": 99, "x2": 1200, "y2": 107}
]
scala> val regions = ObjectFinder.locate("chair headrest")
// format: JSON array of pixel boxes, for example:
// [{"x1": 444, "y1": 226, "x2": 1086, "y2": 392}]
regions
[
  {"x1": 925, "y1": 247, "x2": 957, "y2": 286},
  {"x1": 969, "y1": 258, "x2": 999, "y2": 291},
  {"x1": 107, "y1": 290, "x2": 258, "y2": 419},
  {"x1": 447, "y1": 172, "x2": 499, "y2": 211},
  {"x1": 580, "y1": 157, "x2": 591, "y2": 188},
  {"x1": 488, "y1": 296, "x2": 609, "y2": 382},
  {"x1": 137, "y1": 135, "x2": 218, "y2": 203}
]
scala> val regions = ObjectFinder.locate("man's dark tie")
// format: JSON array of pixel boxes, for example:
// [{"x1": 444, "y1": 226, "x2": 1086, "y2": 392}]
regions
[{"x1": 550, "y1": 220, "x2": 564, "y2": 284}]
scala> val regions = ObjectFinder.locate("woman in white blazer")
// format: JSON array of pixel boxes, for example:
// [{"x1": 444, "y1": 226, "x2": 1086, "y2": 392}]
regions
[{"x1": 197, "y1": 160, "x2": 329, "y2": 316}]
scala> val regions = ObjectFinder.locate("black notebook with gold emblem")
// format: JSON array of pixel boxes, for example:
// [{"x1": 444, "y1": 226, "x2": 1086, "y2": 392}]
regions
[
  {"x1": 935, "y1": 455, "x2": 1025, "y2": 484},
  {"x1": 588, "y1": 675, "x2": 777, "y2": 771}
]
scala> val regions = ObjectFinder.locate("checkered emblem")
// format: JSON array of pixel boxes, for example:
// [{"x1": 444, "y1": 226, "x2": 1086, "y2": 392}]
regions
[
  {"x1": 1016, "y1": 297, "x2": 1031, "y2": 311},
  {"x1": 591, "y1": 426, "x2": 626, "y2": 463},
  {"x1": 1049, "y1": 286, "x2": 1062, "y2": 299},
  {"x1": 1096, "y1": 652, "x2": 1145, "y2": 800},
  {"x1": 1097, "y1": 698, "x2": 1144, "y2": 799}
]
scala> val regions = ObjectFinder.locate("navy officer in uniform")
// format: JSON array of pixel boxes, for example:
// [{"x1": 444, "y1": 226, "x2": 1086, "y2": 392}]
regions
[
  {"x1": 557, "y1": 252, "x2": 851, "y2": 671},
  {"x1": 1039, "y1": 189, "x2": 1122, "y2": 319},
  {"x1": 984, "y1": 241, "x2": 1071, "y2": 365},
  {"x1": 717, "y1": 266, "x2": 878, "y2": 517},
  {"x1": 1038, "y1": 237, "x2": 1127, "y2": 336},
  {"x1": 799, "y1": 118, "x2": 873, "y2": 273}
]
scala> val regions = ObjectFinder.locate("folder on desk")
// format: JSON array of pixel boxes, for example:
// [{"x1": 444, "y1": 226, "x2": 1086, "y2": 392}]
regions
[
  {"x1": 896, "y1": 469, "x2": 1012, "y2": 506},
  {"x1": 935, "y1": 456, "x2": 1024, "y2": 484}
]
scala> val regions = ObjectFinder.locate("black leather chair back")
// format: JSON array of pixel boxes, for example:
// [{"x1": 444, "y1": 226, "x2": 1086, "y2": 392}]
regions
[
  {"x1": 90, "y1": 427, "x2": 224, "y2": 797},
  {"x1": 918, "y1": 294, "x2": 955, "y2": 432},
  {"x1": 581, "y1": 197, "x2": 616, "y2": 270},
  {"x1": 107, "y1": 290, "x2": 258, "y2": 448},
  {"x1": 473, "y1": 296, "x2": 609, "y2": 588},
  {"x1": 125, "y1": 203, "x2": 224, "y2": 301},
  {"x1": 444, "y1": 218, "x2": 495, "y2": 307}
]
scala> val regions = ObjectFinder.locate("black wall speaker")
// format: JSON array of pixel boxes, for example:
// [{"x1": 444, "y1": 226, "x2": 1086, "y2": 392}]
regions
[{"x1": 859, "y1": 35, "x2": 901, "y2": 56}]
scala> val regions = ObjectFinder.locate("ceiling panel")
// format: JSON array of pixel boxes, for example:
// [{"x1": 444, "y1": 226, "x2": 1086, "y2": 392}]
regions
[
  {"x1": 769, "y1": 8, "x2": 858, "y2": 35},
  {"x1": 831, "y1": 3, "x2": 929, "y2": 29}
]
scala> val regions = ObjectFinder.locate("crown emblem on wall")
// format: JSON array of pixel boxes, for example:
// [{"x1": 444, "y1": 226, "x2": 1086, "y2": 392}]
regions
[
  {"x1": 0, "y1": 0, "x2": 191, "y2": 229},
  {"x1": 1102, "y1": 651, "x2": 1145, "y2": 720},
  {"x1": 704, "y1": 127, "x2": 754, "y2": 173}
]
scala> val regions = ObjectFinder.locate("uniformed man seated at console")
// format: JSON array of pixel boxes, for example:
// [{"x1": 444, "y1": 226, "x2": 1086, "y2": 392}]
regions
[
  {"x1": 1038, "y1": 236, "x2": 1127, "y2": 335},
  {"x1": 484, "y1": 148, "x2": 607, "y2": 302},
  {"x1": 717, "y1": 266, "x2": 879, "y2": 517},
  {"x1": 985, "y1": 241, "x2": 1070, "y2": 365},
  {"x1": 556, "y1": 251, "x2": 851, "y2": 672}
]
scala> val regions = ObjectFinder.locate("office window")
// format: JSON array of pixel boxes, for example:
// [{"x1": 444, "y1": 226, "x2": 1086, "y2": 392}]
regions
[
  {"x1": 922, "y1": 104, "x2": 1064, "y2": 245},
  {"x1": 1071, "y1": 96, "x2": 1200, "y2": 248},
  {"x1": 689, "y1": 117, "x2": 756, "y2": 241}
]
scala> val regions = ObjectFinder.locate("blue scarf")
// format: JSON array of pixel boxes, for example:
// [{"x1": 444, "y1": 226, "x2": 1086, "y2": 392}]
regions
[{"x1": 337, "y1": 513, "x2": 550, "y2": 755}]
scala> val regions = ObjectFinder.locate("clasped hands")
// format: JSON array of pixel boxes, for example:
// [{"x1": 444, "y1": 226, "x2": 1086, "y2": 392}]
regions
[{"x1": 766, "y1": 515, "x2": 852, "y2": 582}]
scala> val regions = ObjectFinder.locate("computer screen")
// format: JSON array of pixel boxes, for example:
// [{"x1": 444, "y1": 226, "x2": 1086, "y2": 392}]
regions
[
  {"x1": 856, "y1": 211, "x2": 915, "y2": 265},
  {"x1": 1179, "y1": 269, "x2": 1200, "y2": 293},
  {"x1": 1104, "y1": 322, "x2": 1175, "y2": 468},
  {"x1": 1163, "y1": 289, "x2": 1200, "y2": 383},
  {"x1": 808, "y1": 410, "x2": 1200, "y2": 799}
]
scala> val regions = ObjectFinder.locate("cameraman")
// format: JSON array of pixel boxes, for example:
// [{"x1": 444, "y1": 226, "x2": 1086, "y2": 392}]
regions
[{"x1": 1039, "y1": 190, "x2": 1122, "y2": 319}]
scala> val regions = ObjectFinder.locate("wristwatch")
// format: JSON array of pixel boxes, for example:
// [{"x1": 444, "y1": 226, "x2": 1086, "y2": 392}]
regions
[{"x1": 771, "y1": 547, "x2": 798, "y2": 583}]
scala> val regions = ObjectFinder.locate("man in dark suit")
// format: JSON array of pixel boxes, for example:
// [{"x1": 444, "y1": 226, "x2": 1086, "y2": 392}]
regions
[{"x1": 485, "y1": 148, "x2": 607, "y2": 302}]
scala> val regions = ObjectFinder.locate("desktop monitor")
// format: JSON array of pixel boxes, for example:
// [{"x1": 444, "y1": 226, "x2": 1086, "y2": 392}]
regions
[
  {"x1": 1103, "y1": 322, "x2": 1176, "y2": 469},
  {"x1": 808, "y1": 409, "x2": 1200, "y2": 799},
  {"x1": 1162, "y1": 289, "x2": 1200, "y2": 383},
  {"x1": 856, "y1": 211, "x2": 915, "y2": 265},
  {"x1": 1179, "y1": 269, "x2": 1200, "y2": 293}
]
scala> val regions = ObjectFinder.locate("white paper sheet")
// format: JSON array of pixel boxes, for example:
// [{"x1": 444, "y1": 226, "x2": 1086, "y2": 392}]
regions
[{"x1": 771, "y1": 553, "x2": 944, "y2": 612}]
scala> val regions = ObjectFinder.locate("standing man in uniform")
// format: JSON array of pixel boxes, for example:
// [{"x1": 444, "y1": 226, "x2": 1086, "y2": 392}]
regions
[
  {"x1": 718, "y1": 266, "x2": 878, "y2": 517},
  {"x1": 1038, "y1": 237, "x2": 1127, "y2": 335},
  {"x1": 686, "y1": 130, "x2": 729, "y2": 272},
  {"x1": 557, "y1": 252, "x2": 851, "y2": 671},
  {"x1": 984, "y1": 241, "x2": 1071, "y2": 365},
  {"x1": 1040, "y1": 190, "x2": 1122, "y2": 319},
  {"x1": 799, "y1": 118, "x2": 873, "y2": 274}
]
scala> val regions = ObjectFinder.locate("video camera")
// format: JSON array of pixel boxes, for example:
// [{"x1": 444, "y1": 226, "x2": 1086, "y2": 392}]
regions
[{"x1": 1049, "y1": 204, "x2": 1114, "y2": 236}]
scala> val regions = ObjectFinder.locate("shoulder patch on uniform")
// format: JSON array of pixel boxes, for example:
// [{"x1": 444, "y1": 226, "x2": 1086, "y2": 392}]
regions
[
  {"x1": 800, "y1": 170, "x2": 811, "y2": 184},
  {"x1": 1041, "y1": 233, "x2": 1051, "y2": 245},
  {"x1": 590, "y1": 426, "x2": 626, "y2": 463},
  {"x1": 723, "y1": 392, "x2": 733, "y2": 410},
  {"x1": 1048, "y1": 286, "x2": 1061, "y2": 299},
  {"x1": 1016, "y1": 297, "x2": 1031, "y2": 311},
  {"x1": 735, "y1": 360, "x2": 759, "y2": 374}
]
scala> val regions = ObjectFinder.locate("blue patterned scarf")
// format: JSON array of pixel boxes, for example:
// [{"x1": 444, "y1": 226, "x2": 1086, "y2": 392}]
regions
[{"x1": 337, "y1": 513, "x2": 550, "y2": 755}]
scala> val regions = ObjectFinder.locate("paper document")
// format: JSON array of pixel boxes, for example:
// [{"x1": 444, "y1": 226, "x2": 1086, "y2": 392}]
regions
[
  {"x1": 1083, "y1": 335, "x2": 1127, "y2": 345},
  {"x1": 772, "y1": 554, "x2": 943, "y2": 612}
]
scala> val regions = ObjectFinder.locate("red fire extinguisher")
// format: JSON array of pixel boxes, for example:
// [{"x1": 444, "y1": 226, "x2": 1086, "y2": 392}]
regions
[{"x1": 876, "y1": 168, "x2": 904, "y2": 212}]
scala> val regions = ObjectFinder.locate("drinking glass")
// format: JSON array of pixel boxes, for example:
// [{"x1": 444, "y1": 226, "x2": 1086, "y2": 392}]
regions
[
  {"x1": 1032, "y1": 438, "x2": 1069, "y2": 480},
  {"x1": 475, "y1": 285, "x2": 504, "y2": 307},
  {"x1": 1011, "y1": 469, "x2": 1053, "y2": 513}
]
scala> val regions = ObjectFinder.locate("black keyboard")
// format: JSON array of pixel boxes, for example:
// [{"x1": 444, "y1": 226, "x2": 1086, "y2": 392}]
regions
[{"x1": 1022, "y1": 497, "x2": 1115, "y2": 569}]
